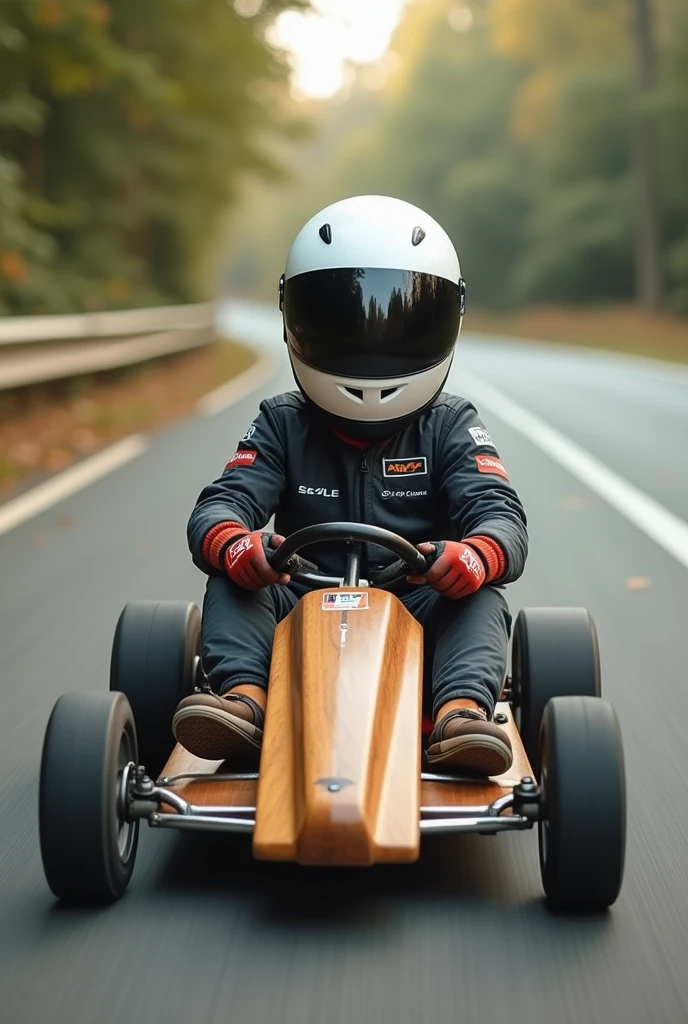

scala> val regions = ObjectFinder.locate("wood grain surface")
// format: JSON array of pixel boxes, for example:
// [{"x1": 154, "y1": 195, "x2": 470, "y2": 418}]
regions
[{"x1": 253, "y1": 588, "x2": 424, "y2": 865}]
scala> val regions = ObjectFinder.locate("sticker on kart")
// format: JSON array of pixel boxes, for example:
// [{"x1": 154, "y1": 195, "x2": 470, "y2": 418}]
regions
[{"x1": 321, "y1": 592, "x2": 369, "y2": 610}]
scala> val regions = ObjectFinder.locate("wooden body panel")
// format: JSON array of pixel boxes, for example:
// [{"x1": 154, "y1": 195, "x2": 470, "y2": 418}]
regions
[
  {"x1": 420, "y1": 704, "x2": 532, "y2": 810},
  {"x1": 158, "y1": 746, "x2": 256, "y2": 809},
  {"x1": 253, "y1": 588, "x2": 423, "y2": 865}
]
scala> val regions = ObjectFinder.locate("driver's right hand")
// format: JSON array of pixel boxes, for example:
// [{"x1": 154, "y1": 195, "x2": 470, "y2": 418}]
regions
[{"x1": 224, "y1": 532, "x2": 290, "y2": 591}]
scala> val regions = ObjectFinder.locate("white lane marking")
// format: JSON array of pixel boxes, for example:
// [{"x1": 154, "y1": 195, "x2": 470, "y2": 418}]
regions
[
  {"x1": 461, "y1": 370, "x2": 688, "y2": 572},
  {"x1": 0, "y1": 435, "x2": 148, "y2": 539},
  {"x1": 196, "y1": 350, "x2": 277, "y2": 416}
]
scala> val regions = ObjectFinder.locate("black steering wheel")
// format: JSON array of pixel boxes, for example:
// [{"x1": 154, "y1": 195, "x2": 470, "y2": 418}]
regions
[{"x1": 268, "y1": 522, "x2": 429, "y2": 589}]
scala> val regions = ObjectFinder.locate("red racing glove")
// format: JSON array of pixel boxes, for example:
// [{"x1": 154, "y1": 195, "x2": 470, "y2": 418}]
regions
[
  {"x1": 224, "y1": 531, "x2": 290, "y2": 591},
  {"x1": 408, "y1": 540, "x2": 486, "y2": 599},
  {"x1": 201, "y1": 521, "x2": 289, "y2": 591}
]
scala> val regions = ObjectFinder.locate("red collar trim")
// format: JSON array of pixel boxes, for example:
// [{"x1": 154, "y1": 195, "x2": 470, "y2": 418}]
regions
[{"x1": 331, "y1": 428, "x2": 374, "y2": 451}]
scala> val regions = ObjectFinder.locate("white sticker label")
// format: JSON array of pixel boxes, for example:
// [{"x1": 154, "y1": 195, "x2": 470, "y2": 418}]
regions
[
  {"x1": 468, "y1": 426, "x2": 495, "y2": 448},
  {"x1": 322, "y1": 592, "x2": 369, "y2": 610}
]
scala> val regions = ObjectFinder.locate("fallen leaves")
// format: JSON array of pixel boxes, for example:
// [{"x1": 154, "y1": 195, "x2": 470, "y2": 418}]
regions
[
  {"x1": 0, "y1": 340, "x2": 254, "y2": 495},
  {"x1": 561, "y1": 495, "x2": 590, "y2": 510},
  {"x1": 625, "y1": 576, "x2": 652, "y2": 591}
]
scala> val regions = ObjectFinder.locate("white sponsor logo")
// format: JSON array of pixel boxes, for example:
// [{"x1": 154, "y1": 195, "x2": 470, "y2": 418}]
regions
[
  {"x1": 381, "y1": 489, "x2": 428, "y2": 499},
  {"x1": 298, "y1": 485, "x2": 340, "y2": 497},
  {"x1": 460, "y1": 547, "x2": 483, "y2": 579},
  {"x1": 228, "y1": 534, "x2": 253, "y2": 567},
  {"x1": 468, "y1": 426, "x2": 495, "y2": 448},
  {"x1": 242, "y1": 423, "x2": 256, "y2": 441},
  {"x1": 322, "y1": 592, "x2": 369, "y2": 610}
]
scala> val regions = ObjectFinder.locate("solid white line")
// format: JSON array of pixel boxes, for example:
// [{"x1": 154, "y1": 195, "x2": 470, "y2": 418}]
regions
[
  {"x1": 461, "y1": 370, "x2": 688, "y2": 572},
  {"x1": 0, "y1": 434, "x2": 148, "y2": 539},
  {"x1": 197, "y1": 350, "x2": 278, "y2": 416}
]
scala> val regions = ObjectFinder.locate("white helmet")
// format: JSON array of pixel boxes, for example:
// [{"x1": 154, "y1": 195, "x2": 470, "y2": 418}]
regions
[{"x1": 279, "y1": 195, "x2": 465, "y2": 438}]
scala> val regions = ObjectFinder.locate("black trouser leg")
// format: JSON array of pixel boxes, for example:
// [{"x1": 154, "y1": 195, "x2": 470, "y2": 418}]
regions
[
  {"x1": 200, "y1": 575, "x2": 299, "y2": 695},
  {"x1": 400, "y1": 585, "x2": 512, "y2": 718}
]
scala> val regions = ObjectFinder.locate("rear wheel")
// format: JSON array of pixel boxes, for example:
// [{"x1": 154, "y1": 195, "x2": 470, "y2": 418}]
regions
[
  {"x1": 538, "y1": 696, "x2": 626, "y2": 912},
  {"x1": 39, "y1": 691, "x2": 139, "y2": 904},
  {"x1": 110, "y1": 601, "x2": 201, "y2": 778},
  {"x1": 512, "y1": 607, "x2": 601, "y2": 767}
]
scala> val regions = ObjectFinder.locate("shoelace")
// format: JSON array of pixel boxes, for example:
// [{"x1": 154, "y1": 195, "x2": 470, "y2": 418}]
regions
[
  {"x1": 436, "y1": 706, "x2": 489, "y2": 739},
  {"x1": 447, "y1": 708, "x2": 487, "y2": 722}
]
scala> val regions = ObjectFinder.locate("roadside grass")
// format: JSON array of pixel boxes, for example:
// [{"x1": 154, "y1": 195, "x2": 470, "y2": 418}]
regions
[
  {"x1": 0, "y1": 339, "x2": 255, "y2": 495},
  {"x1": 466, "y1": 304, "x2": 688, "y2": 364}
]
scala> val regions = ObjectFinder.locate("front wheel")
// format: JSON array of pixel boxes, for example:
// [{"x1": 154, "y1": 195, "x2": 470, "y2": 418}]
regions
[
  {"x1": 39, "y1": 691, "x2": 139, "y2": 904},
  {"x1": 110, "y1": 601, "x2": 201, "y2": 778},
  {"x1": 538, "y1": 696, "x2": 626, "y2": 912},
  {"x1": 512, "y1": 607, "x2": 601, "y2": 768}
]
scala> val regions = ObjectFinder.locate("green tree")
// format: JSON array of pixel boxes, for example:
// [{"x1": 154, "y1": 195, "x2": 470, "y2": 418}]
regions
[{"x1": 0, "y1": 0, "x2": 307, "y2": 315}]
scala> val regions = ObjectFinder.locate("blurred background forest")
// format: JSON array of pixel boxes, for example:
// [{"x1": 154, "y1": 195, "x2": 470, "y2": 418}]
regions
[
  {"x1": 0, "y1": 0, "x2": 307, "y2": 315},
  {"x1": 2, "y1": 0, "x2": 688, "y2": 338},
  {"x1": 225, "y1": 0, "x2": 688, "y2": 325}
]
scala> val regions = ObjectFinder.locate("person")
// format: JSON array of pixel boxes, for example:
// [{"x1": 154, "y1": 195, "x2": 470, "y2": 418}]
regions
[{"x1": 172, "y1": 195, "x2": 528, "y2": 776}]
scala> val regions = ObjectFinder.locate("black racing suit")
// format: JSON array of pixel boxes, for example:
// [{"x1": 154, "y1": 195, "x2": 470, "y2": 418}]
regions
[{"x1": 188, "y1": 391, "x2": 528, "y2": 717}]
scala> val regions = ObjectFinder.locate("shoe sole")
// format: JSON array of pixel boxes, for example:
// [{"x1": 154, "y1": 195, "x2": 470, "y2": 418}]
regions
[
  {"x1": 426, "y1": 734, "x2": 512, "y2": 776},
  {"x1": 172, "y1": 707, "x2": 262, "y2": 762}
]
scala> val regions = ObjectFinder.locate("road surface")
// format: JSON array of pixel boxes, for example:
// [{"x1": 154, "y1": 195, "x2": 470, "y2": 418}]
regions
[{"x1": 1, "y1": 302, "x2": 687, "y2": 1024}]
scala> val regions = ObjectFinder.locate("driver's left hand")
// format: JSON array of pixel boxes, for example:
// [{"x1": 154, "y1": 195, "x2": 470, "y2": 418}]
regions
[{"x1": 407, "y1": 540, "x2": 486, "y2": 599}]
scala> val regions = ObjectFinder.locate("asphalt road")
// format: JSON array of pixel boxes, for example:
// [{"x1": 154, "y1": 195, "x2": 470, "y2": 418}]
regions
[{"x1": 1, "y1": 302, "x2": 687, "y2": 1024}]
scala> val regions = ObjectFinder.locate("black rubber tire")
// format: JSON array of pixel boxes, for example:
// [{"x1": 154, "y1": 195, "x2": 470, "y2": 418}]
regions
[
  {"x1": 110, "y1": 601, "x2": 201, "y2": 779},
  {"x1": 39, "y1": 691, "x2": 139, "y2": 904},
  {"x1": 512, "y1": 607, "x2": 601, "y2": 768},
  {"x1": 538, "y1": 696, "x2": 626, "y2": 912}
]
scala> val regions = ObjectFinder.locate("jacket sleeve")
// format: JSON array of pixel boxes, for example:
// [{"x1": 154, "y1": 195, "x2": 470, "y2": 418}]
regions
[
  {"x1": 437, "y1": 403, "x2": 528, "y2": 584},
  {"x1": 187, "y1": 401, "x2": 287, "y2": 575}
]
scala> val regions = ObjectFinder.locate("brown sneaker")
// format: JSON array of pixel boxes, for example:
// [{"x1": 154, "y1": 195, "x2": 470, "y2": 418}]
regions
[
  {"x1": 426, "y1": 707, "x2": 513, "y2": 776},
  {"x1": 172, "y1": 692, "x2": 264, "y2": 762}
]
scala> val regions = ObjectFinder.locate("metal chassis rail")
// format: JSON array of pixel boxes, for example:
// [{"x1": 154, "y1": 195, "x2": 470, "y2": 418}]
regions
[{"x1": 126, "y1": 767, "x2": 539, "y2": 838}]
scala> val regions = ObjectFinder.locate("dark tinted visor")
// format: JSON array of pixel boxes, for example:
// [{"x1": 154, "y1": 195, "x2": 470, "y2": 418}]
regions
[{"x1": 284, "y1": 268, "x2": 461, "y2": 378}]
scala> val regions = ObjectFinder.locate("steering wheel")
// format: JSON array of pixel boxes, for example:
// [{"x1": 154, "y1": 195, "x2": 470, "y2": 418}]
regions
[{"x1": 268, "y1": 522, "x2": 430, "y2": 589}]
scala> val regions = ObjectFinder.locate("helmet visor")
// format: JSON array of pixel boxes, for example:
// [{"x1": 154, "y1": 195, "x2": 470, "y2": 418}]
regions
[{"x1": 284, "y1": 268, "x2": 462, "y2": 378}]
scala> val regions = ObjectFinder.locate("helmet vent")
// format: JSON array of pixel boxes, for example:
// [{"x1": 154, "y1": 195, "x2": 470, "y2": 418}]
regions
[
  {"x1": 380, "y1": 385, "x2": 405, "y2": 403},
  {"x1": 412, "y1": 226, "x2": 426, "y2": 246},
  {"x1": 337, "y1": 385, "x2": 364, "y2": 403},
  {"x1": 319, "y1": 223, "x2": 332, "y2": 244}
]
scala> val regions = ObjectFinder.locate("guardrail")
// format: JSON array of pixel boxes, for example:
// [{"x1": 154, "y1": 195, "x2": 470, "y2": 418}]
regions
[{"x1": 0, "y1": 302, "x2": 215, "y2": 391}]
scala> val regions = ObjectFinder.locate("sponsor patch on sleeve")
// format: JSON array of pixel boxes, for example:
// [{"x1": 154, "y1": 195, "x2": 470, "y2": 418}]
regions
[
  {"x1": 225, "y1": 449, "x2": 257, "y2": 468},
  {"x1": 468, "y1": 426, "x2": 496, "y2": 448},
  {"x1": 475, "y1": 454, "x2": 509, "y2": 480}
]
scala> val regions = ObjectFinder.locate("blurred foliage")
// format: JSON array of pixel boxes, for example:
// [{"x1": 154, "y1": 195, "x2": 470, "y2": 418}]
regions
[
  {"x1": 0, "y1": 0, "x2": 307, "y2": 314},
  {"x1": 224, "y1": 0, "x2": 688, "y2": 316}
]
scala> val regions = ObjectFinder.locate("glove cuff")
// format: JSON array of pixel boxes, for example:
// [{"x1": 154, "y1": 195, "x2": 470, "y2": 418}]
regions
[
  {"x1": 463, "y1": 535, "x2": 506, "y2": 583},
  {"x1": 202, "y1": 521, "x2": 248, "y2": 570}
]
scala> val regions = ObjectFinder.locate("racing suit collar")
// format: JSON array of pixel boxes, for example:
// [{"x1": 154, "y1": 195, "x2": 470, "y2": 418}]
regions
[{"x1": 331, "y1": 428, "x2": 375, "y2": 450}]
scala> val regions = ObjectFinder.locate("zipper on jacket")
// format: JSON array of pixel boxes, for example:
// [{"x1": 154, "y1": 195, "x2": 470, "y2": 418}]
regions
[
  {"x1": 359, "y1": 453, "x2": 369, "y2": 518},
  {"x1": 358, "y1": 452, "x2": 369, "y2": 580}
]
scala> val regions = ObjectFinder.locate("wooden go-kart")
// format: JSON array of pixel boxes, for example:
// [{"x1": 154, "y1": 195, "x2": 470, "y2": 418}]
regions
[{"x1": 39, "y1": 523, "x2": 626, "y2": 912}]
